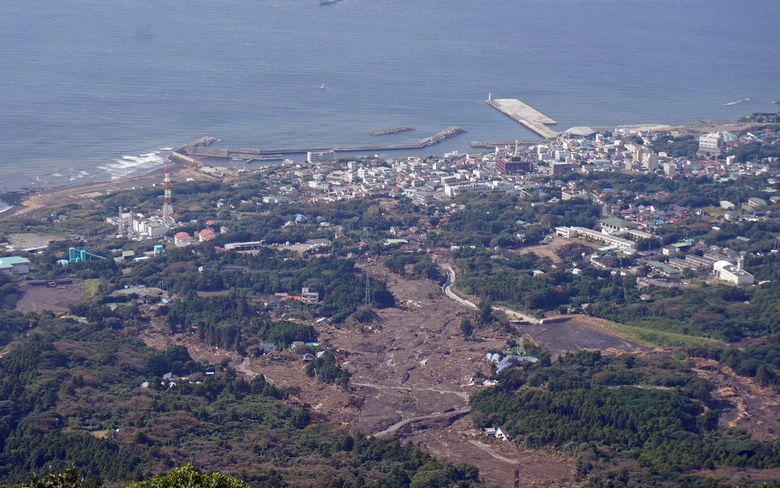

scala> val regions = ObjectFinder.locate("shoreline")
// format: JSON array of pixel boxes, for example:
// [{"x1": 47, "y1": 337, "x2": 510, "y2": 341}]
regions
[
  {"x1": 1, "y1": 116, "x2": 774, "y2": 219},
  {"x1": 0, "y1": 162, "x2": 220, "y2": 218}
]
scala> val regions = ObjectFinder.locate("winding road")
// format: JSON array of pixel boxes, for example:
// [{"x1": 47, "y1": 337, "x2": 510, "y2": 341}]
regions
[{"x1": 441, "y1": 263, "x2": 539, "y2": 324}]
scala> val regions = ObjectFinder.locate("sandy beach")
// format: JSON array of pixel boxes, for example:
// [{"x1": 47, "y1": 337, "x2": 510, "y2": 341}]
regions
[{"x1": 1, "y1": 163, "x2": 219, "y2": 218}]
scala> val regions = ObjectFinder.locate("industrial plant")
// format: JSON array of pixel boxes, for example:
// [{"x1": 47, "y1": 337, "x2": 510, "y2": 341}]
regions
[{"x1": 106, "y1": 166, "x2": 178, "y2": 240}]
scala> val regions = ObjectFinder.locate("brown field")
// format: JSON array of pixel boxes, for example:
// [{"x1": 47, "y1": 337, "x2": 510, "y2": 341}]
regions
[
  {"x1": 16, "y1": 281, "x2": 86, "y2": 313},
  {"x1": 6, "y1": 232, "x2": 68, "y2": 249},
  {"x1": 690, "y1": 466, "x2": 780, "y2": 486},
  {"x1": 514, "y1": 236, "x2": 599, "y2": 264},
  {"x1": 139, "y1": 264, "x2": 776, "y2": 487},
  {"x1": 516, "y1": 316, "x2": 647, "y2": 356}
]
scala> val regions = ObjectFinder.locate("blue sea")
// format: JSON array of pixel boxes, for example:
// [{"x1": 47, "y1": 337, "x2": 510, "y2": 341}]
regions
[{"x1": 0, "y1": 0, "x2": 778, "y2": 192}]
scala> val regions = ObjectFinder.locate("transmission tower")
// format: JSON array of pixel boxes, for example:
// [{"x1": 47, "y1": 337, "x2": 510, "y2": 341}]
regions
[{"x1": 364, "y1": 272, "x2": 371, "y2": 307}]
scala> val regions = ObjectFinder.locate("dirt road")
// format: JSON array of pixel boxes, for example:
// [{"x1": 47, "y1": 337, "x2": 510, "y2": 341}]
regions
[{"x1": 372, "y1": 407, "x2": 471, "y2": 438}]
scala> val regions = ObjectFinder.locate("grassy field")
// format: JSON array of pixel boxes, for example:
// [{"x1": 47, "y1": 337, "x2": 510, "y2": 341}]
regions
[
  {"x1": 81, "y1": 279, "x2": 103, "y2": 302},
  {"x1": 587, "y1": 317, "x2": 724, "y2": 348}
]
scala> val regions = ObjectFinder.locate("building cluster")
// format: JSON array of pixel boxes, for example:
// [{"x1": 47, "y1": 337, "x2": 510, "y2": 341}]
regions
[
  {"x1": 107, "y1": 168, "x2": 178, "y2": 240},
  {"x1": 553, "y1": 214, "x2": 758, "y2": 287},
  {"x1": 249, "y1": 124, "x2": 780, "y2": 213}
]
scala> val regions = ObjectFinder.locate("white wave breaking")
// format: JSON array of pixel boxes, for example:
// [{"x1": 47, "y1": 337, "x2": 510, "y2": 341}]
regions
[{"x1": 97, "y1": 151, "x2": 167, "y2": 180}]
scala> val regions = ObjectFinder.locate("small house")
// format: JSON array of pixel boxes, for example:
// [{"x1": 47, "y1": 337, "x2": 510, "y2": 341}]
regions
[
  {"x1": 484, "y1": 426, "x2": 510, "y2": 442},
  {"x1": 174, "y1": 232, "x2": 192, "y2": 247},
  {"x1": 198, "y1": 228, "x2": 217, "y2": 242}
]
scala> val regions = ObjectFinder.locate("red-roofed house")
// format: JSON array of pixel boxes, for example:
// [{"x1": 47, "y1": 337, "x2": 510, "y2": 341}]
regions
[
  {"x1": 198, "y1": 229, "x2": 216, "y2": 242},
  {"x1": 174, "y1": 232, "x2": 192, "y2": 247}
]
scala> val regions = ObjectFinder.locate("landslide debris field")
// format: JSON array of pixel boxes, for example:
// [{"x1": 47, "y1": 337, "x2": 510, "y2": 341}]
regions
[
  {"x1": 137, "y1": 263, "x2": 778, "y2": 487},
  {"x1": 138, "y1": 263, "x2": 636, "y2": 486}
]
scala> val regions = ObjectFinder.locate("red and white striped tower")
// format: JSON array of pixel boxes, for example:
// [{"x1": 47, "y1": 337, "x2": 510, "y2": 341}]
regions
[{"x1": 162, "y1": 166, "x2": 174, "y2": 225}]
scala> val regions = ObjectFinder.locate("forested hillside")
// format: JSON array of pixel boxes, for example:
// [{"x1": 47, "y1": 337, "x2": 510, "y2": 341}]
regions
[{"x1": 470, "y1": 351, "x2": 780, "y2": 486}]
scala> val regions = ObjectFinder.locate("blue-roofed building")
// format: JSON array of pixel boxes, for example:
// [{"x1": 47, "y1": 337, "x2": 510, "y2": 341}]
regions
[{"x1": 0, "y1": 256, "x2": 30, "y2": 275}]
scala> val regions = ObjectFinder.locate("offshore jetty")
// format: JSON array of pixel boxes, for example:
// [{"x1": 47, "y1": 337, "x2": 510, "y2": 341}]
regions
[
  {"x1": 182, "y1": 127, "x2": 465, "y2": 162},
  {"x1": 369, "y1": 127, "x2": 415, "y2": 137},
  {"x1": 485, "y1": 96, "x2": 560, "y2": 139}
]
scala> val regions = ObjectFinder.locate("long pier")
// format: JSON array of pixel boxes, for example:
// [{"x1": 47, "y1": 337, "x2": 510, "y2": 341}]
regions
[
  {"x1": 183, "y1": 127, "x2": 465, "y2": 160},
  {"x1": 485, "y1": 98, "x2": 560, "y2": 139}
]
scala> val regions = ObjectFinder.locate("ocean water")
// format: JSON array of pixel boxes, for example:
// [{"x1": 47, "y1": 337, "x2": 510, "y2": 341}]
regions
[{"x1": 0, "y1": 0, "x2": 778, "y2": 190}]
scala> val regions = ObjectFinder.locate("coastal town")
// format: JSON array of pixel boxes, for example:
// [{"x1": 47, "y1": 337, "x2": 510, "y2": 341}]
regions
[
  {"x1": 1, "y1": 109, "x2": 779, "y2": 487},
  {"x1": 1, "y1": 0, "x2": 779, "y2": 484}
]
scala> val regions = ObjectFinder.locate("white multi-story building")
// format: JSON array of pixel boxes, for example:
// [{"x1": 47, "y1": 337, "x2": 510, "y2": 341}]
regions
[
  {"x1": 307, "y1": 150, "x2": 336, "y2": 164},
  {"x1": 713, "y1": 259, "x2": 754, "y2": 286},
  {"x1": 698, "y1": 132, "x2": 723, "y2": 155}
]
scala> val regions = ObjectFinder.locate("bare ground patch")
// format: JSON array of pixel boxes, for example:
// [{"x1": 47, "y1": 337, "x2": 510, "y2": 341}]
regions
[
  {"x1": 690, "y1": 466, "x2": 780, "y2": 485},
  {"x1": 692, "y1": 358, "x2": 780, "y2": 441},
  {"x1": 16, "y1": 281, "x2": 86, "y2": 313},
  {"x1": 513, "y1": 236, "x2": 599, "y2": 264},
  {"x1": 516, "y1": 315, "x2": 648, "y2": 356},
  {"x1": 411, "y1": 416, "x2": 577, "y2": 488},
  {"x1": 134, "y1": 264, "x2": 595, "y2": 484}
]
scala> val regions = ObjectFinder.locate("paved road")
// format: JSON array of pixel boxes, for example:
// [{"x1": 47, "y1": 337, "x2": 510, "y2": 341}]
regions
[
  {"x1": 441, "y1": 263, "x2": 539, "y2": 324},
  {"x1": 441, "y1": 264, "x2": 477, "y2": 310}
]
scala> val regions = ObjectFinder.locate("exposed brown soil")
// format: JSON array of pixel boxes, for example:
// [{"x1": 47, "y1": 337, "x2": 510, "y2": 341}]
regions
[
  {"x1": 411, "y1": 417, "x2": 576, "y2": 488},
  {"x1": 690, "y1": 466, "x2": 780, "y2": 485},
  {"x1": 516, "y1": 316, "x2": 647, "y2": 356},
  {"x1": 692, "y1": 358, "x2": 780, "y2": 441},
  {"x1": 513, "y1": 236, "x2": 599, "y2": 264},
  {"x1": 16, "y1": 282, "x2": 86, "y2": 314},
  {"x1": 136, "y1": 266, "x2": 583, "y2": 486}
]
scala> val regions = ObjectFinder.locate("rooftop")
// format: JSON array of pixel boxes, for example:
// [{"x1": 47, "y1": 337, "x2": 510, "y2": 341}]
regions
[
  {"x1": 600, "y1": 217, "x2": 634, "y2": 229},
  {"x1": 0, "y1": 256, "x2": 31, "y2": 269}
]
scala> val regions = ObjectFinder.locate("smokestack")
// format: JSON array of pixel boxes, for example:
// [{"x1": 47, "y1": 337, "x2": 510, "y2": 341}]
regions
[
  {"x1": 117, "y1": 206, "x2": 125, "y2": 237},
  {"x1": 162, "y1": 166, "x2": 174, "y2": 225}
]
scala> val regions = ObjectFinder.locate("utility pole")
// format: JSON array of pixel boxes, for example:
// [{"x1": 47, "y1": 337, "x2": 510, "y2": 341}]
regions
[{"x1": 514, "y1": 465, "x2": 520, "y2": 488}]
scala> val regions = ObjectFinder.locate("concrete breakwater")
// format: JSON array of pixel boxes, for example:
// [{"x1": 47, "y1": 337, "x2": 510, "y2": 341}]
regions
[{"x1": 181, "y1": 127, "x2": 466, "y2": 161}]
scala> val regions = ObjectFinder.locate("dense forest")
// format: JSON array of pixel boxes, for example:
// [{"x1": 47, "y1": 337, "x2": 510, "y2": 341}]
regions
[
  {"x1": 383, "y1": 250, "x2": 443, "y2": 282},
  {"x1": 454, "y1": 249, "x2": 638, "y2": 315},
  {"x1": 433, "y1": 193, "x2": 601, "y2": 247},
  {"x1": 470, "y1": 351, "x2": 780, "y2": 486},
  {"x1": 305, "y1": 351, "x2": 351, "y2": 388},
  {"x1": 688, "y1": 335, "x2": 780, "y2": 387},
  {"x1": 166, "y1": 293, "x2": 317, "y2": 353},
  {"x1": 127, "y1": 249, "x2": 394, "y2": 324},
  {"x1": 0, "y1": 275, "x2": 21, "y2": 310}
]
